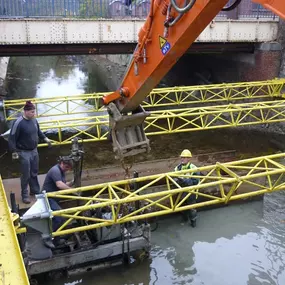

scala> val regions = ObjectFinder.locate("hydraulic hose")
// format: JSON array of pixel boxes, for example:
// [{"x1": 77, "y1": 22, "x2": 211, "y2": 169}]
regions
[
  {"x1": 170, "y1": 0, "x2": 196, "y2": 14},
  {"x1": 222, "y1": 0, "x2": 242, "y2": 11}
]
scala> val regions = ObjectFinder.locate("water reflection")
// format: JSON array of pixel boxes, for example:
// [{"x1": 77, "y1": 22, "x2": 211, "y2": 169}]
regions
[
  {"x1": 35, "y1": 66, "x2": 90, "y2": 122},
  {"x1": 5, "y1": 56, "x2": 108, "y2": 135},
  {"x1": 48, "y1": 197, "x2": 285, "y2": 285},
  {"x1": 56, "y1": 197, "x2": 284, "y2": 285},
  {"x1": 36, "y1": 67, "x2": 86, "y2": 99},
  {"x1": 6, "y1": 57, "x2": 75, "y2": 100}
]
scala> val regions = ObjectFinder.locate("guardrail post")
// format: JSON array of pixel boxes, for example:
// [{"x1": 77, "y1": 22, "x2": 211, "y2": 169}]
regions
[
  {"x1": 26, "y1": 0, "x2": 29, "y2": 17},
  {"x1": 64, "y1": 0, "x2": 66, "y2": 17},
  {"x1": 52, "y1": 0, "x2": 55, "y2": 16}
]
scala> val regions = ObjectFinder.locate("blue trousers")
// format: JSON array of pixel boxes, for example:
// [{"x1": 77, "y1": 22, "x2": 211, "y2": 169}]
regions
[
  {"x1": 48, "y1": 198, "x2": 65, "y2": 232},
  {"x1": 19, "y1": 149, "x2": 40, "y2": 199}
]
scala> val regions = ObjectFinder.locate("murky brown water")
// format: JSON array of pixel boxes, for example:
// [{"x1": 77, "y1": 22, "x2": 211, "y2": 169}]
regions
[
  {"x1": 1, "y1": 56, "x2": 285, "y2": 179},
  {"x1": 41, "y1": 192, "x2": 285, "y2": 285},
  {"x1": 1, "y1": 56, "x2": 285, "y2": 285}
]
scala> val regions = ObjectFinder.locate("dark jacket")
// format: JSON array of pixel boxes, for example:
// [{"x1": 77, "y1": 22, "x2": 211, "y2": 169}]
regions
[{"x1": 8, "y1": 116, "x2": 46, "y2": 152}]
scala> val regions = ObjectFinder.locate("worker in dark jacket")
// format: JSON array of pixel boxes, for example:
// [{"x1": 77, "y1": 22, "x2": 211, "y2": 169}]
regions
[
  {"x1": 8, "y1": 100, "x2": 52, "y2": 204},
  {"x1": 174, "y1": 149, "x2": 200, "y2": 227},
  {"x1": 42, "y1": 157, "x2": 73, "y2": 248}
]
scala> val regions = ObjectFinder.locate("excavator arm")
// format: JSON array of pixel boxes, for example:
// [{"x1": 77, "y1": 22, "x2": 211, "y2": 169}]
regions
[{"x1": 102, "y1": 0, "x2": 285, "y2": 160}]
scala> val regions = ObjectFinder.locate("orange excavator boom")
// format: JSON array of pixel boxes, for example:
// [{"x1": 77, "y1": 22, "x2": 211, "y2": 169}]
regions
[{"x1": 102, "y1": 0, "x2": 285, "y2": 160}]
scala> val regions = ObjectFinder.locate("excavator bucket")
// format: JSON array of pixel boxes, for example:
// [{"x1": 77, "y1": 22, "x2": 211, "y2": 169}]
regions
[{"x1": 107, "y1": 103, "x2": 151, "y2": 160}]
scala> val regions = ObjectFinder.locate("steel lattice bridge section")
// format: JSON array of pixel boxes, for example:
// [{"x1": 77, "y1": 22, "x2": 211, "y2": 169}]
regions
[
  {"x1": 3, "y1": 79, "x2": 285, "y2": 120},
  {"x1": 15, "y1": 152, "x2": 285, "y2": 237},
  {"x1": 31, "y1": 99, "x2": 285, "y2": 146},
  {"x1": 2, "y1": 152, "x2": 285, "y2": 284},
  {"x1": 3, "y1": 79, "x2": 285, "y2": 147}
]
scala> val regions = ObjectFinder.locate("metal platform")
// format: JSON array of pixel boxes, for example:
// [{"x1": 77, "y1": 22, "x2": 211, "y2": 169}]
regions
[{"x1": 0, "y1": 177, "x2": 29, "y2": 285}]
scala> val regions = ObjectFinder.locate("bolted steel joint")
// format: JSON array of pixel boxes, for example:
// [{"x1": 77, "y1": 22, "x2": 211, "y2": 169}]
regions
[{"x1": 119, "y1": 87, "x2": 130, "y2": 98}]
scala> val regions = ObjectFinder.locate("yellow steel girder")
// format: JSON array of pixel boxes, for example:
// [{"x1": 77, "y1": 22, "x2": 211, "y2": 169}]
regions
[
  {"x1": 0, "y1": 176, "x2": 29, "y2": 285},
  {"x1": 36, "y1": 99, "x2": 285, "y2": 146},
  {"x1": 3, "y1": 79, "x2": 285, "y2": 121},
  {"x1": 41, "y1": 152, "x2": 285, "y2": 237}
]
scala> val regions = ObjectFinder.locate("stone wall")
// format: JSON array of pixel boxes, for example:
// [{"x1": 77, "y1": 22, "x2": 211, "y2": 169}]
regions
[{"x1": 241, "y1": 43, "x2": 281, "y2": 81}]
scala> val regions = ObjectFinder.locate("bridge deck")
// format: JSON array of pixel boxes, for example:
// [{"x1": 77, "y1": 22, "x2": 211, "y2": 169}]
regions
[{"x1": 0, "y1": 18, "x2": 279, "y2": 48}]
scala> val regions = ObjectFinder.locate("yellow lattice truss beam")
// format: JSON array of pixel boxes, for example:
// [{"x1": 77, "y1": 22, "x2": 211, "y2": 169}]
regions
[
  {"x1": 3, "y1": 79, "x2": 285, "y2": 120},
  {"x1": 0, "y1": 177, "x2": 29, "y2": 285},
  {"x1": 40, "y1": 152, "x2": 285, "y2": 237},
  {"x1": 36, "y1": 99, "x2": 285, "y2": 146}
]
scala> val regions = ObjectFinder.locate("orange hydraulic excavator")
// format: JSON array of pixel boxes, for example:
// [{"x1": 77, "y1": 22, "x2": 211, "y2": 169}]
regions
[{"x1": 102, "y1": 0, "x2": 285, "y2": 160}]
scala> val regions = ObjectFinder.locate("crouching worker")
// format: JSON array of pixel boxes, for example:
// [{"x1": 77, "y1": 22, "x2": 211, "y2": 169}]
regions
[
  {"x1": 42, "y1": 156, "x2": 74, "y2": 248},
  {"x1": 174, "y1": 149, "x2": 200, "y2": 228}
]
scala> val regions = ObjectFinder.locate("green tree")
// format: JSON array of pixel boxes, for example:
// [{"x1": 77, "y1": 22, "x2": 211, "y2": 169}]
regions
[{"x1": 79, "y1": 0, "x2": 108, "y2": 18}]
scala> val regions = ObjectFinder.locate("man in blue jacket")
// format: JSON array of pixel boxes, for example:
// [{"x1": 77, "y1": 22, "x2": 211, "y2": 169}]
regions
[
  {"x1": 8, "y1": 101, "x2": 51, "y2": 204},
  {"x1": 42, "y1": 156, "x2": 74, "y2": 248},
  {"x1": 174, "y1": 149, "x2": 200, "y2": 227}
]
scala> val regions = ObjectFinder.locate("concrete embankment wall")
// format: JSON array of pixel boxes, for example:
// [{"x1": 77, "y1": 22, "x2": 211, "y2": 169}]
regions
[
  {"x1": 278, "y1": 19, "x2": 285, "y2": 78},
  {"x1": 85, "y1": 54, "x2": 131, "y2": 91},
  {"x1": 0, "y1": 57, "x2": 9, "y2": 134},
  {"x1": 0, "y1": 57, "x2": 9, "y2": 97}
]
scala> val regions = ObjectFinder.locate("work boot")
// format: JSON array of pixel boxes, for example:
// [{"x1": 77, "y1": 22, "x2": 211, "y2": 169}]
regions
[
  {"x1": 190, "y1": 219, "x2": 196, "y2": 228},
  {"x1": 22, "y1": 197, "x2": 31, "y2": 204}
]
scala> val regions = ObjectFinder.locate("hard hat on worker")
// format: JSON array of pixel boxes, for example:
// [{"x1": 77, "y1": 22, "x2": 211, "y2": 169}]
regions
[{"x1": 180, "y1": 149, "x2": 192, "y2": 158}]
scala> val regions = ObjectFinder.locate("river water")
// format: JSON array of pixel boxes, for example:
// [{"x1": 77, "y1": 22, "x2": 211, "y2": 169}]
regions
[
  {"x1": 2, "y1": 56, "x2": 285, "y2": 285},
  {"x1": 42, "y1": 192, "x2": 285, "y2": 285}
]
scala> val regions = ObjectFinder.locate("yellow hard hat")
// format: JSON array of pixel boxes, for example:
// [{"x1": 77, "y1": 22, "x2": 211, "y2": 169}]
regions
[{"x1": 180, "y1": 149, "x2": 192, "y2": 158}]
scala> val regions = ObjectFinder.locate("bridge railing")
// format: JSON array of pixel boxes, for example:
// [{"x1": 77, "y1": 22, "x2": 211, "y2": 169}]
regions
[{"x1": 0, "y1": 0, "x2": 277, "y2": 19}]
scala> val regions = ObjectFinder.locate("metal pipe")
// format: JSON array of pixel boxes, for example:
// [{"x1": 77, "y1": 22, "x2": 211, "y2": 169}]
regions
[{"x1": 10, "y1": 192, "x2": 18, "y2": 213}]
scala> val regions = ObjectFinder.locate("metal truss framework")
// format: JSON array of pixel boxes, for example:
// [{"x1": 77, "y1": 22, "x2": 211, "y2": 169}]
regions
[
  {"x1": 37, "y1": 99, "x2": 285, "y2": 146},
  {"x1": 3, "y1": 79, "x2": 285, "y2": 121},
  {"x1": 0, "y1": 177, "x2": 29, "y2": 285},
  {"x1": 39, "y1": 152, "x2": 285, "y2": 236}
]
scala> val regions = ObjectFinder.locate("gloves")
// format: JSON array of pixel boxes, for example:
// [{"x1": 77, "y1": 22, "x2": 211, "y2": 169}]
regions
[
  {"x1": 44, "y1": 137, "x2": 52, "y2": 148},
  {"x1": 12, "y1": 152, "x2": 19, "y2": 160}
]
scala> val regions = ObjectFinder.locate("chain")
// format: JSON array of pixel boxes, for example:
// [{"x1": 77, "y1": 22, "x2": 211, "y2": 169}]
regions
[
  {"x1": 120, "y1": 158, "x2": 134, "y2": 180},
  {"x1": 120, "y1": 158, "x2": 134, "y2": 217}
]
